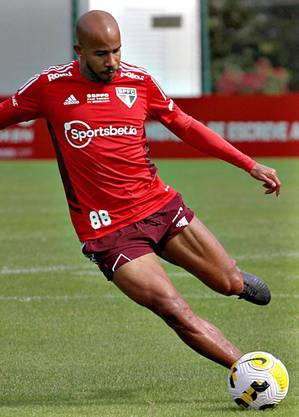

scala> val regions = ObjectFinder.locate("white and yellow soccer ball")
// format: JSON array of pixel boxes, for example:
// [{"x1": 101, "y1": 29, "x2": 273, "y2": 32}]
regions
[{"x1": 228, "y1": 351, "x2": 289, "y2": 410}]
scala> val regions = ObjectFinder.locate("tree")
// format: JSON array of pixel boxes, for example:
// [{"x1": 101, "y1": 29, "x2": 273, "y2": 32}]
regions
[{"x1": 209, "y1": 0, "x2": 299, "y2": 93}]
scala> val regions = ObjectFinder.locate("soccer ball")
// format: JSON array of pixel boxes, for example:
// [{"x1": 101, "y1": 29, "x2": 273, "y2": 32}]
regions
[{"x1": 228, "y1": 351, "x2": 289, "y2": 410}]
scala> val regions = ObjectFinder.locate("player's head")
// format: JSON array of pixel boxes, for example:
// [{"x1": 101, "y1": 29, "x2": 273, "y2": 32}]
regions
[{"x1": 74, "y1": 10, "x2": 121, "y2": 82}]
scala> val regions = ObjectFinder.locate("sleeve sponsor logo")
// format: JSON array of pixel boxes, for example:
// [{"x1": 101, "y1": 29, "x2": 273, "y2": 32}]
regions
[
  {"x1": 120, "y1": 71, "x2": 144, "y2": 81},
  {"x1": 64, "y1": 120, "x2": 137, "y2": 148},
  {"x1": 11, "y1": 96, "x2": 18, "y2": 107},
  {"x1": 48, "y1": 71, "x2": 72, "y2": 82},
  {"x1": 115, "y1": 87, "x2": 137, "y2": 108}
]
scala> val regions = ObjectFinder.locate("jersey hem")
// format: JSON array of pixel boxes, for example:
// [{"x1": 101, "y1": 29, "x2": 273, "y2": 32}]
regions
[{"x1": 78, "y1": 189, "x2": 177, "y2": 242}]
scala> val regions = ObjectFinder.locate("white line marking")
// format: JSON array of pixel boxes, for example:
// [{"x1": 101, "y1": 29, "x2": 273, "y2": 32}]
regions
[
  {"x1": 0, "y1": 265, "x2": 183, "y2": 277},
  {"x1": 1, "y1": 233, "x2": 65, "y2": 241},
  {"x1": 74, "y1": 270, "x2": 99, "y2": 276},
  {"x1": 234, "y1": 251, "x2": 299, "y2": 261},
  {"x1": 1, "y1": 249, "x2": 298, "y2": 276},
  {"x1": 0, "y1": 293, "x2": 297, "y2": 303},
  {"x1": 0, "y1": 295, "x2": 93, "y2": 302},
  {"x1": 0, "y1": 265, "x2": 80, "y2": 275},
  {"x1": 161, "y1": 252, "x2": 299, "y2": 268}
]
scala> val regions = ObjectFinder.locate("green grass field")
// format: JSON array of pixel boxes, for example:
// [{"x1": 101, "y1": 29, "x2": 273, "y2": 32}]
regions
[{"x1": 0, "y1": 158, "x2": 298, "y2": 417}]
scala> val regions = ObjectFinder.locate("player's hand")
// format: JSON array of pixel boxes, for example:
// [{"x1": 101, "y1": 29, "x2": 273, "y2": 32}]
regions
[{"x1": 249, "y1": 162, "x2": 281, "y2": 197}]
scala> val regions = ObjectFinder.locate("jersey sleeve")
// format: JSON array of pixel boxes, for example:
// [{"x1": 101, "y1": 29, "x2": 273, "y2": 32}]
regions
[
  {"x1": 0, "y1": 74, "x2": 44, "y2": 129},
  {"x1": 147, "y1": 75, "x2": 190, "y2": 132},
  {"x1": 147, "y1": 75, "x2": 255, "y2": 172}
]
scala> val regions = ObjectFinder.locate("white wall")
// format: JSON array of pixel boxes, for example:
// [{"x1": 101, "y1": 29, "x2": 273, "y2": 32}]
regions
[
  {"x1": 0, "y1": 0, "x2": 201, "y2": 97},
  {"x1": 0, "y1": 0, "x2": 72, "y2": 95},
  {"x1": 88, "y1": 0, "x2": 201, "y2": 97}
]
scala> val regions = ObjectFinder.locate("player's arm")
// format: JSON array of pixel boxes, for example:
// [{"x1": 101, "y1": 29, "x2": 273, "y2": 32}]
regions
[
  {"x1": 0, "y1": 98, "x2": 35, "y2": 129},
  {"x1": 147, "y1": 77, "x2": 281, "y2": 196},
  {"x1": 0, "y1": 74, "x2": 43, "y2": 129},
  {"x1": 169, "y1": 116, "x2": 281, "y2": 196}
]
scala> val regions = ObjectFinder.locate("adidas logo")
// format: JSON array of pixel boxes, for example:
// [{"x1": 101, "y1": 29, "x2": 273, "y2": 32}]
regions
[
  {"x1": 176, "y1": 216, "x2": 189, "y2": 228},
  {"x1": 63, "y1": 95, "x2": 80, "y2": 105}
]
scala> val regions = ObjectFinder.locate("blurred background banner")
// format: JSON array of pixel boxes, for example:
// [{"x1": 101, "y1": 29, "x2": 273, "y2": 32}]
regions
[
  {"x1": 0, "y1": 0, "x2": 298, "y2": 159},
  {"x1": 147, "y1": 94, "x2": 299, "y2": 158},
  {"x1": 0, "y1": 101, "x2": 54, "y2": 159},
  {"x1": 1, "y1": 94, "x2": 299, "y2": 159}
]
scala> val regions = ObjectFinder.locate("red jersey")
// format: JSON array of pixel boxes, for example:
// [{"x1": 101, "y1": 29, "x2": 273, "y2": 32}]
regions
[{"x1": 0, "y1": 60, "x2": 255, "y2": 241}]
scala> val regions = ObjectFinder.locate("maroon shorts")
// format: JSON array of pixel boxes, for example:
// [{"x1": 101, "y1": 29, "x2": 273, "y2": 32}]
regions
[{"x1": 81, "y1": 193, "x2": 194, "y2": 280}]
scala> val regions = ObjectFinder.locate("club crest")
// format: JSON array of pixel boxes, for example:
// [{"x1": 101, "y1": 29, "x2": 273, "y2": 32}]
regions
[{"x1": 115, "y1": 87, "x2": 137, "y2": 108}]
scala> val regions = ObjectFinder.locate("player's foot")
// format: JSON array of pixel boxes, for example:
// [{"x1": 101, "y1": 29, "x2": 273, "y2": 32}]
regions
[{"x1": 238, "y1": 272, "x2": 271, "y2": 305}]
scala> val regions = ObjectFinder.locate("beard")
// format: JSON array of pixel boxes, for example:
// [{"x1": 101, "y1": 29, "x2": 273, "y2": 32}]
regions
[{"x1": 86, "y1": 62, "x2": 118, "y2": 82}]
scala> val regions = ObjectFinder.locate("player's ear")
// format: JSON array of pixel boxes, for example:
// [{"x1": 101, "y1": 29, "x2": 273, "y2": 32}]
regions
[{"x1": 73, "y1": 44, "x2": 82, "y2": 56}]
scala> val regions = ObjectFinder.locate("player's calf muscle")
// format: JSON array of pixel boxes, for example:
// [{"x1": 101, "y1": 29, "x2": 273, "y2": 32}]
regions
[
  {"x1": 154, "y1": 298, "x2": 242, "y2": 367},
  {"x1": 153, "y1": 295, "x2": 197, "y2": 331}
]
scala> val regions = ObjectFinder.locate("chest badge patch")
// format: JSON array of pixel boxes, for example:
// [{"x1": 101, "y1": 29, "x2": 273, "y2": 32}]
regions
[{"x1": 115, "y1": 87, "x2": 137, "y2": 108}]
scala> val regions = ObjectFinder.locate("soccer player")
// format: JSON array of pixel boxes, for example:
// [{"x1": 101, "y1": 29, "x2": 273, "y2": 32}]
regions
[{"x1": 0, "y1": 10, "x2": 281, "y2": 368}]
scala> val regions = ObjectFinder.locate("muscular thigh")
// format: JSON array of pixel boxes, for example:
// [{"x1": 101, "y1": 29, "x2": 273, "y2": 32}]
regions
[
  {"x1": 159, "y1": 216, "x2": 239, "y2": 290},
  {"x1": 112, "y1": 253, "x2": 184, "y2": 311}
]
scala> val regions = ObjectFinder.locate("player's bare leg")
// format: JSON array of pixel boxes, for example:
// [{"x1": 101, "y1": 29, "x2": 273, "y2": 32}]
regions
[
  {"x1": 113, "y1": 253, "x2": 243, "y2": 368},
  {"x1": 159, "y1": 217, "x2": 270, "y2": 305}
]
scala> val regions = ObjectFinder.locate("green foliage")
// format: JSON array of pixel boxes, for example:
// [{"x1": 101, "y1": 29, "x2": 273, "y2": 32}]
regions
[
  {"x1": 216, "y1": 57, "x2": 290, "y2": 94},
  {"x1": 209, "y1": 1, "x2": 299, "y2": 93}
]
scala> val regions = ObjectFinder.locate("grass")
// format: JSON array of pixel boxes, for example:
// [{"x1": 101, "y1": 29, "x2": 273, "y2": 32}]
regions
[{"x1": 0, "y1": 158, "x2": 298, "y2": 417}]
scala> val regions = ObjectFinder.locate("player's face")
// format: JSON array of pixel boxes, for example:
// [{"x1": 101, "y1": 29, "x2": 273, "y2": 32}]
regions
[{"x1": 75, "y1": 35, "x2": 121, "y2": 83}]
